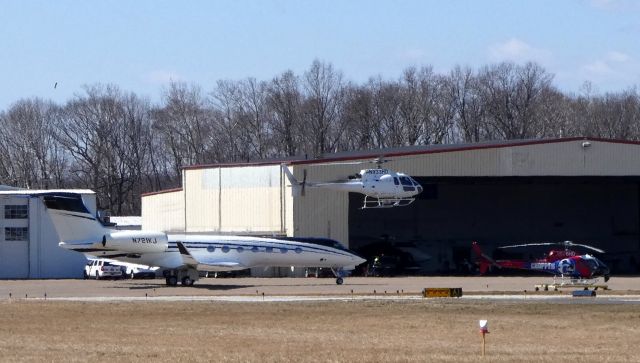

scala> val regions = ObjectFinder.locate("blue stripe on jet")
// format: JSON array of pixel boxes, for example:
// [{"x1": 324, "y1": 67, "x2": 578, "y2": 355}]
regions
[{"x1": 166, "y1": 241, "x2": 353, "y2": 258}]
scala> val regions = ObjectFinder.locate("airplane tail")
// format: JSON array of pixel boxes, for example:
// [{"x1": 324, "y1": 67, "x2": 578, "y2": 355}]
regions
[
  {"x1": 38, "y1": 192, "x2": 108, "y2": 246},
  {"x1": 39, "y1": 192, "x2": 169, "y2": 256},
  {"x1": 471, "y1": 241, "x2": 498, "y2": 275}
]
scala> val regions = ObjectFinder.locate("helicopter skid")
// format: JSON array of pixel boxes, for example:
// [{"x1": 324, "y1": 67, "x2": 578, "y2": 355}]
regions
[
  {"x1": 534, "y1": 277, "x2": 609, "y2": 291},
  {"x1": 362, "y1": 196, "x2": 415, "y2": 209}
]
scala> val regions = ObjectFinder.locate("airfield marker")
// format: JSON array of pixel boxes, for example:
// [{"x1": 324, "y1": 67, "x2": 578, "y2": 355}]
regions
[{"x1": 479, "y1": 320, "x2": 489, "y2": 357}]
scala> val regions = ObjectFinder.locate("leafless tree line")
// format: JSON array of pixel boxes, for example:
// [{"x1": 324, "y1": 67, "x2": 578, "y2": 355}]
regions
[{"x1": 0, "y1": 60, "x2": 638, "y2": 214}]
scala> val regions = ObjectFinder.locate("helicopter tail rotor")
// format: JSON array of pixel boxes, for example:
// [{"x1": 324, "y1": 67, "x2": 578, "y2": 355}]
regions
[
  {"x1": 472, "y1": 241, "x2": 500, "y2": 274},
  {"x1": 282, "y1": 164, "x2": 304, "y2": 197}
]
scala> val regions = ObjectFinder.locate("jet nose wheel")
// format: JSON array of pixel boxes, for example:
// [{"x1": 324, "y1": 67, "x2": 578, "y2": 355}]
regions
[
  {"x1": 165, "y1": 276, "x2": 178, "y2": 286},
  {"x1": 336, "y1": 277, "x2": 344, "y2": 285}
]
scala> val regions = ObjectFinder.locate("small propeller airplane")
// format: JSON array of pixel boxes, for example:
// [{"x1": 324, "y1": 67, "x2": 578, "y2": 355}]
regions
[
  {"x1": 282, "y1": 157, "x2": 423, "y2": 209},
  {"x1": 37, "y1": 192, "x2": 366, "y2": 286},
  {"x1": 472, "y1": 241, "x2": 610, "y2": 283}
]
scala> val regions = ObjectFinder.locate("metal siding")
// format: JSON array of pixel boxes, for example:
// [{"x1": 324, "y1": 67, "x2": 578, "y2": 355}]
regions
[
  {"x1": 219, "y1": 165, "x2": 282, "y2": 232},
  {"x1": 142, "y1": 190, "x2": 185, "y2": 232},
  {"x1": 290, "y1": 165, "x2": 350, "y2": 246},
  {"x1": 34, "y1": 196, "x2": 90, "y2": 278},
  {"x1": 181, "y1": 165, "x2": 285, "y2": 233},
  {"x1": 185, "y1": 168, "x2": 219, "y2": 232},
  {"x1": 0, "y1": 192, "x2": 95, "y2": 279},
  {"x1": 373, "y1": 140, "x2": 640, "y2": 177},
  {"x1": 288, "y1": 140, "x2": 640, "y2": 250}
]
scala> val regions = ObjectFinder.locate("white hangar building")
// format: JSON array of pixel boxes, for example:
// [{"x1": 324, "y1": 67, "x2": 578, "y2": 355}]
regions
[
  {"x1": 0, "y1": 190, "x2": 96, "y2": 279},
  {"x1": 142, "y1": 138, "x2": 640, "y2": 275}
]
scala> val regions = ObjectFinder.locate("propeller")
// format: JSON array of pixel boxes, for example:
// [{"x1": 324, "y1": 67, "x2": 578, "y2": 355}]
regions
[{"x1": 498, "y1": 241, "x2": 605, "y2": 253}]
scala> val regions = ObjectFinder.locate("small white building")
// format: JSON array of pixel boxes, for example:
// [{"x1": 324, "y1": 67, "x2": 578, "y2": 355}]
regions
[{"x1": 0, "y1": 189, "x2": 96, "y2": 279}]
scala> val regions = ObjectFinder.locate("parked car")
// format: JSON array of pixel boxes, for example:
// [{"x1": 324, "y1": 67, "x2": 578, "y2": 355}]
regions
[
  {"x1": 115, "y1": 262, "x2": 158, "y2": 279},
  {"x1": 84, "y1": 260, "x2": 123, "y2": 280}
]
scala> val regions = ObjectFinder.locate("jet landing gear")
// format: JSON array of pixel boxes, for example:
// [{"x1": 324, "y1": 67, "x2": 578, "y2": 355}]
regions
[
  {"x1": 331, "y1": 268, "x2": 345, "y2": 285},
  {"x1": 163, "y1": 268, "x2": 199, "y2": 286}
]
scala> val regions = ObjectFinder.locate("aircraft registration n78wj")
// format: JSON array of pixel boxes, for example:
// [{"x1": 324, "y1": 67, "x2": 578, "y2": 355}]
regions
[{"x1": 38, "y1": 192, "x2": 365, "y2": 286}]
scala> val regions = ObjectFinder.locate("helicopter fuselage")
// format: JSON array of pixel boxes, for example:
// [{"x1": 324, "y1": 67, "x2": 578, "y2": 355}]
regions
[
  {"x1": 472, "y1": 242, "x2": 610, "y2": 281},
  {"x1": 311, "y1": 169, "x2": 423, "y2": 199}
]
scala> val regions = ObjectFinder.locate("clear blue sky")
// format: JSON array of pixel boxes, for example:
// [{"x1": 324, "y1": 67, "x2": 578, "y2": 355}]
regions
[{"x1": 1, "y1": 0, "x2": 639, "y2": 109}]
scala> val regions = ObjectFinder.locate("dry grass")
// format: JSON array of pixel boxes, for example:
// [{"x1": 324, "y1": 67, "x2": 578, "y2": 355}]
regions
[{"x1": 0, "y1": 299, "x2": 639, "y2": 362}]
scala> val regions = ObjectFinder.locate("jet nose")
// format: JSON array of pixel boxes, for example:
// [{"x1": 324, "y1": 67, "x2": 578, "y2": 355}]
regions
[{"x1": 353, "y1": 255, "x2": 367, "y2": 266}]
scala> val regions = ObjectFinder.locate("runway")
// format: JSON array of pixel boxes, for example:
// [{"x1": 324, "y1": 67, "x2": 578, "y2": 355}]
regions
[
  {"x1": 29, "y1": 294, "x2": 640, "y2": 304},
  {"x1": 2, "y1": 276, "x2": 639, "y2": 304}
]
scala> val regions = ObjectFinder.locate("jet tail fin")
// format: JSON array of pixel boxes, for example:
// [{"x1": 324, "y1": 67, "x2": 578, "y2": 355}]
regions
[{"x1": 39, "y1": 192, "x2": 109, "y2": 247}]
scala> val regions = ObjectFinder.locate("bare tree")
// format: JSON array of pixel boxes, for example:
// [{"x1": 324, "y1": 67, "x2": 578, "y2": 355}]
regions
[
  {"x1": 266, "y1": 70, "x2": 303, "y2": 156},
  {"x1": 477, "y1": 62, "x2": 555, "y2": 139},
  {"x1": 58, "y1": 85, "x2": 152, "y2": 214},
  {"x1": 153, "y1": 82, "x2": 213, "y2": 178},
  {"x1": 301, "y1": 60, "x2": 346, "y2": 156},
  {"x1": 0, "y1": 99, "x2": 67, "y2": 188}
]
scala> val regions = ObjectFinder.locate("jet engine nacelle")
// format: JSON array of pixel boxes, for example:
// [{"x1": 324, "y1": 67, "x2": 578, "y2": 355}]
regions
[{"x1": 104, "y1": 231, "x2": 168, "y2": 253}]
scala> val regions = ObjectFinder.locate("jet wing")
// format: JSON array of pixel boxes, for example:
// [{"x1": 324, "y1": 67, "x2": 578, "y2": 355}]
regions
[{"x1": 176, "y1": 242, "x2": 245, "y2": 269}]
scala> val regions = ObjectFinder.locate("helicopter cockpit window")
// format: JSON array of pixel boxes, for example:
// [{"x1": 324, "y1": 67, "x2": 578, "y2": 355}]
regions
[
  {"x1": 583, "y1": 258, "x2": 598, "y2": 270},
  {"x1": 399, "y1": 177, "x2": 413, "y2": 186},
  {"x1": 393, "y1": 177, "x2": 399, "y2": 185}
]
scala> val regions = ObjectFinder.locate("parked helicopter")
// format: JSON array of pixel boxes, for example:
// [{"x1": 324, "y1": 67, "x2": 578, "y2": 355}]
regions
[
  {"x1": 282, "y1": 157, "x2": 423, "y2": 209},
  {"x1": 472, "y1": 241, "x2": 610, "y2": 283}
]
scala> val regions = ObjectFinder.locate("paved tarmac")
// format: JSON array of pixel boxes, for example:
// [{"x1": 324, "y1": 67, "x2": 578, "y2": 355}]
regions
[{"x1": 0, "y1": 276, "x2": 638, "y2": 300}]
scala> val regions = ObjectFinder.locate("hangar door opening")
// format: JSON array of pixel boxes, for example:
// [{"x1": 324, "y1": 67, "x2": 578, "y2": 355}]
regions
[{"x1": 349, "y1": 177, "x2": 640, "y2": 275}]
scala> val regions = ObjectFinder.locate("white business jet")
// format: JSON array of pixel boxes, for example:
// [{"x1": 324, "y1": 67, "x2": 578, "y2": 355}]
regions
[{"x1": 39, "y1": 192, "x2": 365, "y2": 286}]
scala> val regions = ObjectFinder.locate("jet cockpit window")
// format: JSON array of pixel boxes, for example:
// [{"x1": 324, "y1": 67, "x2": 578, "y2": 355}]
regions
[{"x1": 393, "y1": 177, "x2": 399, "y2": 185}]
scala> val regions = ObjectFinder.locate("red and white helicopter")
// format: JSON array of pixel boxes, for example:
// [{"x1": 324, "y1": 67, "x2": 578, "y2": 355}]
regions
[
  {"x1": 282, "y1": 158, "x2": 423, "y2": 209},
  {"x1": 472, "y1": 241, "x2": 610, "y2": 283}
]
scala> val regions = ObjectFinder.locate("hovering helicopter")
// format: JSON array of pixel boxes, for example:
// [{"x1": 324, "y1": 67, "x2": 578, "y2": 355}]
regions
[
  {"x1": 282, "y1": 157, "x2": 423, "y2": 209},
  {"x1": 472, "y1": 241, "x2": 610, "y2": 283}
]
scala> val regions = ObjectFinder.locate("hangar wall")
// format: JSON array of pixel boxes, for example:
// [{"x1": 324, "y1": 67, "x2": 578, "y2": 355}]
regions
[
  {"x1": 289, "y1": 139, "x2": 640, "y2": 250},
  {"x1": 183, "y1": 165, "x2": 290, "y2": 234},
  {"x1": 0, "y1": 191, "x2": 96, "y2": 279},
  {"x1": 141, "y1": 188, "x2": 184, "y2": 232},
  {"x1": 387, "y1": 140, "x2": 640, "y2": 177}
]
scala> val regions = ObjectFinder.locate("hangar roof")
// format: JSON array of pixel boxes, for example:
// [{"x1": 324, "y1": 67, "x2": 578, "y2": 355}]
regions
[
  {"x1": 181, "y1": 137, "x2": 640, "y2": 170},
  {"x1": 0, "y1": 189, "x2": 95, "y2": 195}
]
